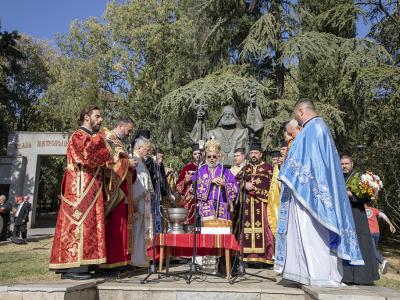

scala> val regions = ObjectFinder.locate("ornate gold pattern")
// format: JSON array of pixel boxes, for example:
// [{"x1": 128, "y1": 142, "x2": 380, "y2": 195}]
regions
[{"x1": 72, "y1": 209, "x2": 82, "y2": 220}]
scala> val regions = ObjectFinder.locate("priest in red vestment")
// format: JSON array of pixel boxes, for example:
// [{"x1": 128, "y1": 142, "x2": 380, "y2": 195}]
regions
[
  {"x1": 238, "y1": 142, "x2": 274, "y2": 266},
  {"x1": 101, "y1": 117, "x2": 137, "y2": 270},
  {"x1": 49, "y1": 105, "x2": 112, "y2": 280},
  {"x1": 176, "y1": 144, "x2": 202, "y2": 224}
]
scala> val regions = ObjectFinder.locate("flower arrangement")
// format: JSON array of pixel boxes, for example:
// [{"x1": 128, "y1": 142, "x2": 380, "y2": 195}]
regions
[{"x1": 346, "y1": 171, "x2": 383, "y2": 200}]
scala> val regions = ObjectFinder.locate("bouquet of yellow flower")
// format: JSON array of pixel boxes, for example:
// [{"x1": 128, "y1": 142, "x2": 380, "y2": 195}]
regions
[{"x1": 346, "y1": 171, "x2": 383, "y2": 200}]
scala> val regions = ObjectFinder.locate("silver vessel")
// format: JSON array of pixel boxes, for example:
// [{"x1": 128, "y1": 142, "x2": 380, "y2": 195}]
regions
[{"x1": 167, "y1": 208, "x2": 188, "y2": 234}]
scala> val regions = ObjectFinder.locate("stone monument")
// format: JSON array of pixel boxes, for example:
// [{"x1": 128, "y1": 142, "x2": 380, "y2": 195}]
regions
[{"x1": 189, "y1": 89, "x2": 264, "y2": 166}]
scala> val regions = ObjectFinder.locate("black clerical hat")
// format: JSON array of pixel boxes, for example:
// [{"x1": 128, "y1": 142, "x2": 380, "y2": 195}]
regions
[
  {"x1": 155, "y1": 147, "x2": 164, "y2": 155},
  {"x1": 270, "y1": 150, "x2": 281, "y2": 158},
  {"x1": 234, "y1": 147, "x2": 245, "y2": 154},
  {"x1": 137, "y1": 129, "x2": 150, "y2": 139},
  {"x1": 191, "y1": 144, "x2": 200, "y2": 152},
  {"x1": 249, "y1": 142, "x2": 262, "y2": 151},
  {"x1": 280, "y1": 140, "x2": 288, "y2": 148},
  {"x1": 131, "y1": 129, "x2": 151, "y2": 148}
]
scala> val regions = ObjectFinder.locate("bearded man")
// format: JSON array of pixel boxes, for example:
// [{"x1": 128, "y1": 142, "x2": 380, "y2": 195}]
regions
[
  {"x1": 50, "y1": 105, "x2": 112, "y2": 280},
  {"x1": 101, "y1": 117, "x2": 137, "y2": 270},
  {"x1": 239, "y1": 143, "x2": 274, "y2": 266},
  {"x1": 341, "y1": 155, "x2": 379, "y2": 285},
  {"x1": 192, "y1": 106, "x2": 248, "y2": 166},
  {"x1": 176, "y1": 144, "x2": 203, "y2": 224},
  {"x1": 207, "y1": 106, "x2": 248, "y2": 166},
  {"x1": 193, "y1": 139, "x2": 238, "y2": 221}
]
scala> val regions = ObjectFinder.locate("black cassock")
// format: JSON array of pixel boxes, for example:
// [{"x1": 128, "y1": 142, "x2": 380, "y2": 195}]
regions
[{"x1": 342, "y1": 170, "x2": 380, "y2": 285}]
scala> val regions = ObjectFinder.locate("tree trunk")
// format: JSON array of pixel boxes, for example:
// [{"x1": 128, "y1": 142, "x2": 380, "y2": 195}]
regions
[{"x1": 275, "y1": 55, "x2": 285, "y2": 99}]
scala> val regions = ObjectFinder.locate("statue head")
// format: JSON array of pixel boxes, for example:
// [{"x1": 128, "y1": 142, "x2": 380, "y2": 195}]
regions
[{"x1": 216, "y1": 106, "x2": 243, "y2": 128}]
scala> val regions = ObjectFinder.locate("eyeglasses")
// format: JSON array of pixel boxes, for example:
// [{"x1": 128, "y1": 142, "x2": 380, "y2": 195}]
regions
[{"x1": 207, "y1": 155, "x2": 217, "y2": 159}]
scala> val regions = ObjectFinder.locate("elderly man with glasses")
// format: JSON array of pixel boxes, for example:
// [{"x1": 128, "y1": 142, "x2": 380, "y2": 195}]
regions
[{"x1": 192, "y1": 139, "x2": 239, "y2": 222}]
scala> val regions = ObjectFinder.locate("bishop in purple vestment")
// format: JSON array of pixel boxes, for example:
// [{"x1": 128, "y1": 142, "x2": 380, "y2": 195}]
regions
[{"x1": 192, "y1": 139, "x2": 239, "y2": 220}]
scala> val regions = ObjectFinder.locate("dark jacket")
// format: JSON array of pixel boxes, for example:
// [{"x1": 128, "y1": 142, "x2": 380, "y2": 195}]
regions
[
  {"x1": 144, "y1": 157, "x2": 168, "y2": 197},
  {"x1": 0, "y1": 201, "x2": 12, "y2": 219},
  {"x1": 14, "y1": 201, "x2": 31, "y2": 226}
]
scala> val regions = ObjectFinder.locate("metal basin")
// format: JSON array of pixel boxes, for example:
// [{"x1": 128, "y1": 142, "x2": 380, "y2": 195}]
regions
[{"x1": 168, "y1": 208, "x2": 188, "y2": 234}]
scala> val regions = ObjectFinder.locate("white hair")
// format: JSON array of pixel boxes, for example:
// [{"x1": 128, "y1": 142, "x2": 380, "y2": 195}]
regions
[
  {"x1": 286, "y1": 119, "x2": 299, "y2": 130},
  {"x1": 133, "y1": 137, "x2": 151, "y2": 150}
]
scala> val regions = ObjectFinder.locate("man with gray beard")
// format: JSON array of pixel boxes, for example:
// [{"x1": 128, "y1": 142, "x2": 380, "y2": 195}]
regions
[
  {"x1": 207, "y1": 106, "x2": 249, "y2": 166},
  {"x1": 192, "y1": 139, "x2": 239, "y2": 221}
]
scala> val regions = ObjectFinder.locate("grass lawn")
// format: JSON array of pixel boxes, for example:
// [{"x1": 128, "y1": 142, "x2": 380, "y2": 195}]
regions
[
  {"x1": 375, "y1": 235, "x2": 400, "y2": 290},
  {"x1": 0, "y1": 236, "x2": 399, "y2": 291},
  {"x1": 0, "y1": 238, "x2": 59, "y2": 284}
]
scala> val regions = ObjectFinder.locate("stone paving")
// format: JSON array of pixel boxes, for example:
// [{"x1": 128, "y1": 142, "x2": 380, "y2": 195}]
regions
[
  {"x1": 1, "y1": 265, "x2": 400, "y2": 299},
  {"x1": 1, "y1": 229, "x2": 399, "y2": 299}
]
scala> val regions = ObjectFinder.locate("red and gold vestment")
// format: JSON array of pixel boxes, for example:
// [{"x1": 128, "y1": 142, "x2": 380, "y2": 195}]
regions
[
  {"x1": 49, "y1": 128, "x2": 112, "y2": 269},
  {"x1": 101, "y1": 128, "x2": 136, "y2": 268},
  {"x1": 176, "y1": 162, "x2": 198, "y2": 224},
  {"x1": 239, "y1": 161, "x2": 275, "y2": 264}
]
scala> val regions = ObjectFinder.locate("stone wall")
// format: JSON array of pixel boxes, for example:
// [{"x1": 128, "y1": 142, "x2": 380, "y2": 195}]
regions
[{"x1": 2, "y1": 132, "x2": 69, "y2": 227}]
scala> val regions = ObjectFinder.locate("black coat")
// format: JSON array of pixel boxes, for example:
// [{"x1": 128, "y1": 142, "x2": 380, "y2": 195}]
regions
[
  {"x1": 14, "y1": 201, "x2": 31, "y2": 226},
  {"x1": 144, "y1": 157, "x2": 168, "y2": 197},
  {"x1": 0, "y1": 201, "x2": 12, "y2": 219},
  {"x1": 342, "y1": 170, "x2": 380, "y2": 285}
]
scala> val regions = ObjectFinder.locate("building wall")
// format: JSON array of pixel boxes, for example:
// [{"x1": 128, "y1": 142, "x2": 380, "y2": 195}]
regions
[{"x1": 4, "y1": 132, "x2": 69, "y2": 227}]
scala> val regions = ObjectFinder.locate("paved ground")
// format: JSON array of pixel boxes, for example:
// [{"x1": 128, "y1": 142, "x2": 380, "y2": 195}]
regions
[
  {"x1": 1, "y1": 228, "x2": 399, "y2": 299},
  {"x1": 2, "y1": 265, "x2": 400, "y2": 299},
  {"x1": 0, "y1": 227, "x2": 54, "y2": 246}
]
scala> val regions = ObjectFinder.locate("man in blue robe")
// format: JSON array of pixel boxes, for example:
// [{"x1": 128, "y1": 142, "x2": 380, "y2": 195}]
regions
[{"x1": 274, "y1": 98, "x2": 364, "y2": 287}]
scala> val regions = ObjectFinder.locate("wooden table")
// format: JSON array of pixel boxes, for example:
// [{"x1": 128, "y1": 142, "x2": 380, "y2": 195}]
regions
[{"x1": 147, "y1": 233, "x2": 241, "y2": 280}]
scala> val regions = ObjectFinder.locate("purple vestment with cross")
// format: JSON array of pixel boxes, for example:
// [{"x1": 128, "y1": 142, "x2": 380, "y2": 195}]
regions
[{"x1": 192, "y1": 164, "x2": 239, "y2": 220}]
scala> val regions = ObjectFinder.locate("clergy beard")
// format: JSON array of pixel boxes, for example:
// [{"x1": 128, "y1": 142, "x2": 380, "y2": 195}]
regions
[
  {"x1": 251, "y1": 158, "x2": 261, "y2": 165},
  {"x1": 206, "y1": 160, "x2": 218, "y2": 168},
  {"x1": 220, "y1": 115, "x2": 237, "y2": 126},
  {"x1": 343, "y1": 169, "x2": 353, "y2": 179},
  {"x1": 90, "y1": 120, "x2": 101, "y2": 133},
  {"x1": 119, "y1": 132, "x2": 127, "y2": 141}
]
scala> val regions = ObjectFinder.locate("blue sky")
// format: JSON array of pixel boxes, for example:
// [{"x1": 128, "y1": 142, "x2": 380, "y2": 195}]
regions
[
  {"x1": 1, "y1": 0, "x2": 371, "y2": 43},
  {"x1": 0, "y1": 0, "x2": 110, "y2": 42}
]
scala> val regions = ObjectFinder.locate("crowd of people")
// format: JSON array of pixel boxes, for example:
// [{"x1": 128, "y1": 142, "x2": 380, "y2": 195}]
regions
[{"x1": 45, "y1": 100, "x2": 396, "y2": 286}]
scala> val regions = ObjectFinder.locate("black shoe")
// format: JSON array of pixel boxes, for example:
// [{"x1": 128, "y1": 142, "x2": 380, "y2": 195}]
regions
[
  {"x1": 97, "y1": 269, "x2": 120, "y2": 278},
  {"x1": 11, "y1": 237, "x2": 23, "y2": 244},
  {"x1": 61, "y1": 272, "x2": 92, "y2": 280}
]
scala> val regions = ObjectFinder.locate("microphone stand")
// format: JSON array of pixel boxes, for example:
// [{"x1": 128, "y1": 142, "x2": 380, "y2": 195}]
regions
[
  {"x1": 229, "y1": 135, "x2": 275, "y2": 284},
  {"x1": 185, "y1": 151, "x2": 203, "y2": 283},
  {"x1": 215, "y1": 158, "x2": 225, "y2": 219}
]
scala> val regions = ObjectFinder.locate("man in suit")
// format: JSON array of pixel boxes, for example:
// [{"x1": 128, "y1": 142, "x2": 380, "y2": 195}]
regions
[{"x1": 12, "y1": 196, "x2": 31, "y2": 244}]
